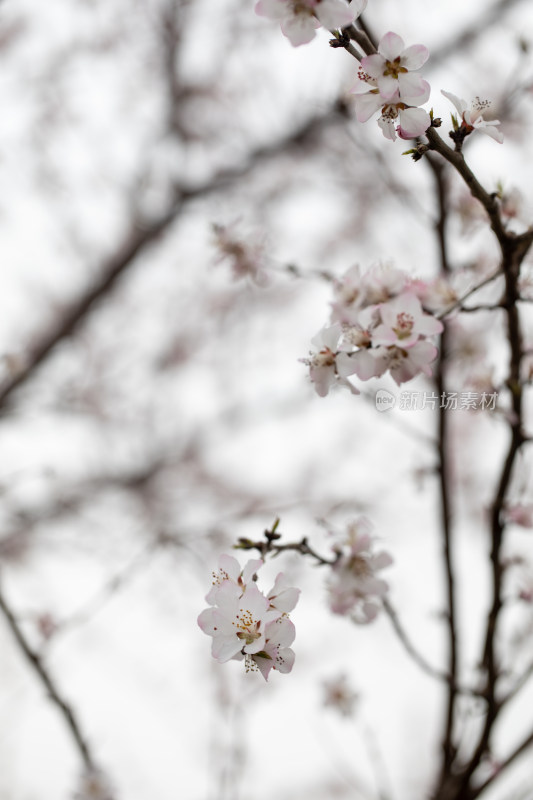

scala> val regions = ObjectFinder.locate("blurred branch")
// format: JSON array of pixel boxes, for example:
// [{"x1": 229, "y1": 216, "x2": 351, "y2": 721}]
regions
[
  {"x1": 470, "y1": 728, "x2": 533, "y2": 799},
  {"x1": 428, "y1": 0, "x2": 527, "y2": 70},
  {"x1": 0, "y1": 579, "x2": 96, "y2": 771},
  {"x1": 0, "y1": 102, "x2": 349, "y2": 413}
]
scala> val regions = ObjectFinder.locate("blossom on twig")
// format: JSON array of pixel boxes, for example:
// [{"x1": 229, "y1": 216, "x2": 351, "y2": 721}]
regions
[
  {"x1": 441, "y1": 90, "x2": 503, "y2": 143},
  {"x1": 255, "y1": 0, "x2": 366, "y2": 47},
  {"x1": 198, "y1": 554, "x2": 300, "y2": 680}
]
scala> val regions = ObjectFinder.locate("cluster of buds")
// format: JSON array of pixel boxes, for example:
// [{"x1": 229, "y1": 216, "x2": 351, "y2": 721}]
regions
[
  {"x1": 301, "y1": 263, "x2": 444, "y2": 396},
  {"x1": 197, "y1": 554, "x2": 300, "y2": 680},
  {"x1": 351, "y1": 32, "x2": 431, "y2": 141}
]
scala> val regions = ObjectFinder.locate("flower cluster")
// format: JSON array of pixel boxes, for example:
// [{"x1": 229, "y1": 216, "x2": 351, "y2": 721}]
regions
[
  {"x1": 255, "y1": 0, "x2": 367, "y2": 47},
  {"x1": 198, "y1": 554, "x2": 300, "y2": 680},
  {"x1": 327, "y1": 518, "x2": 393, "y2": 623},
  {"x1": 301, "y1": 263, "x2": 444, "y2": 396},
  {"x1": 351, "y1": 32, "x2": 431, "y2": 140}
]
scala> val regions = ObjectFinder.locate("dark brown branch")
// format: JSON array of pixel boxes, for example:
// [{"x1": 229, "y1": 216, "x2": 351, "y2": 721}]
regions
[
  {"x1": 469, "y1": 728, "x2": 533, "y2": 799},
  {"x1": 425, "y1": 153, "x2": 459, "y2": 779},
  {"x1": 424, "y1": 118, "x2": 533, "y2": 800},
  {"x1": 0, "y1": 580, "x2": 95, "y2": 770}
]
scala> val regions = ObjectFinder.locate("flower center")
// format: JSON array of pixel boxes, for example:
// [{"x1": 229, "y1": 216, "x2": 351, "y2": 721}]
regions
[
  {"x1": 348, "y1": 555, "x2": 371, "y2": 577},
  {"x1": 383, "y1": 57, "x2": 408, "y2": 79},
  {"x1": 291, "y1": 0, "x2": 315, "y2": 16},
  {"x1": 234, "y1": 608, "x2": 262, "y2": 645},
  {"x1": 393, "y1": 311, "x2": 414, "y2": 338},
  {"x1": 314, "y1": 347, "x2": 336, "y2": 367}
]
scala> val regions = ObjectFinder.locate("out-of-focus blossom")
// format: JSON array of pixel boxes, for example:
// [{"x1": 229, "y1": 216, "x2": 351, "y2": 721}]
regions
[
  {"x1": 302, "y1": 266, "x2": 445, "y2": 394},
  {"x1": 328, "y1": 518, "x2": 393, "y2": 623},
  {"x1": 371, "y1": 291, "x2": 443, "y2": 348},
  {"x1": 255, "y1": 0, "x2": 366, "y2": 47},
  {"x1": 300, "y1": 323, "x2": 360, "y2": 396},
  {"x1": 73, "y1": 770, "x2": 114, "y2": 800},
  {"x1": 441, "y1": 91, "x2": 504, "y2": 143},
  {"x1": 323, "y1": 673, "x2": 359, "y2": 717},
  {"x1": 413, "y1": 276, "x2": 458, "y2": 314},
  {"x1": 361, "y1": 32, "x2": 429, "y2": 102},
  {"x1": 381, "y1": 340, "x2": 440, "y2": 385},
  {"x1": 505, "y1": 504, "x2": 533, "y2": 528},
  {"x1": 212, "y1": 222, "x2": 267, "y2": 284}
]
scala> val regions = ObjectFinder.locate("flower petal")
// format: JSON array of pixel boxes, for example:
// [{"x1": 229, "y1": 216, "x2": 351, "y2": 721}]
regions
[
  {"x1": 378, "y1": 31, "x2": 405, "y2": 61},
  {"x1": 400, "y1": 43, "x2": 429, "y2": 70}
]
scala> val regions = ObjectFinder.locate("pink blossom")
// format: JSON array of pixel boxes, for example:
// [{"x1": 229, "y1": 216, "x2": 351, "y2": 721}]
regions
[
  {"x1": 505, "y1": 504, "x2": 533, "y2": 528},
  {"x1": 441, "y1": 90, "x2": 504, "y2": 143},
  {"x1": 323, "y1": 673, "x2": 359, "y2": 717},
  {"x1": 383, "y1": 340, "x2": 440, "y2": 385},
  {"x1": 267, "y1": 572, "x2": 301, "y2": 612},
  {"x1": 250, "y1": 616, "x2": 296, "y2": 680},
  {"x1": 301, "y1": 324, "x2": 360, "y2": 396},
  {"x1": 198, "y1": 581, "x2": 280, "y2": 663},
  {"x1": 255, "y1": 0, "x2": 366, "y2": 47},
  {"x1": 199, "y1": 557, "x2": 300, "y2": 680},
  {"x1": 328, "y1": 518, "x2": 393, "y2": 623},
  {"x1": 74, "y1": 770, "x2": 114, "y2": 800},
  {"x1": 205, "y1": 553, "x2": 263, "y2": 605},
  {"x1": 372, "y1": 291, "x2": 443, "y2": 348},
  {"x1": 361, "y1": 31, "x2": 429, "y2": 102},
  {"x1": 352, "y1": 72, "x2": 431, "y2": 141}
]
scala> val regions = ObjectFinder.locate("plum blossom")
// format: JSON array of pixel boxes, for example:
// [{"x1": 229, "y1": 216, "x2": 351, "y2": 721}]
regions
[
  {"x1": 504, "y1": 504, "x2": 533, "y2": 528},
  {"x1": 267, "y1": 571, "x2": 301, "y2": 612},
  {"x1": 302, "y1": 266, "x2": 445, "y2": 393},
  {"x1": 212, "y1": 222, "x2": 268, "y2": 284},
  {"x1": 300, "y1": 323, "x2": 360, "y2": 396},
  {"x1": 361, "y1": 31, "x2": 429, "y2": 102},
  {"x1": 198, "y1": 555, "x2": 300, "y2": 680},
  {"x1": 380, "y1": 340, "x2": 439, "y2": 385},
  {"x1": 250, "y1": 616, "x2": 296, "y2": 680},
  {"x1": 331, "y1": 263, "x2": 406, "y2": 323},
  {"x1": 328, "y1": 518, "x2": 393, "y2": 623},
  {"x1": 351, "y1": 32, "x2": 432, "y2": 141},
  {"x1": 73, "y1": 770, "x2": 114, "y2": 800},
  {"x1": 198, "y1": 581, "x2": 281, "y2": 663},
  {"x1": 352, "y1": 74, "x2": 431, "y2": 141},
  {"x1": 371, "y1": 291, "x2": 443, "y2": 348},
  {"x1": 323, "y1": 673, "x2": 359, "y2": 717},
  {"x1": 206, "y1": 553, "x2": 263, "y2": 604},
  {"x1": 441, "y1": 90, "x2": 504, "y2": 143},
  {"x1": 255, "y1": 0, "x2": 366, "y2": 47}
]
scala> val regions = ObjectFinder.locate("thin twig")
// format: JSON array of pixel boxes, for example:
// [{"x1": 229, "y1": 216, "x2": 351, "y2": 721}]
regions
[{"x1": 0, "y1": 580, "x2": 96, "y2": 770}]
